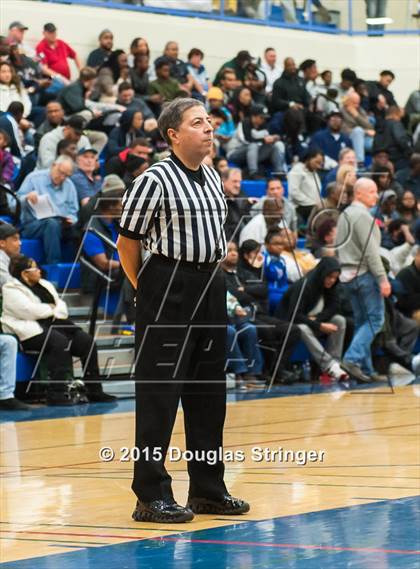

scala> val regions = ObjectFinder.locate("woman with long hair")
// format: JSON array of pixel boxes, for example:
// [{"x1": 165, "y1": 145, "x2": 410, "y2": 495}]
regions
[{"x1": 0, "y1": 61, "x2": 32, "y2": 117}]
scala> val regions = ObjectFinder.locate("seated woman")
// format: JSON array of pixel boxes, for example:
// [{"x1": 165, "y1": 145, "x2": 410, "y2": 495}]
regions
[
  {"x1": 1, "y1": 255, "x2": 116, "y2": 406},
  {"x1": 222, "y1": 240, "x2": 300, "y2": 385},
  {"x1": 276, "y1": 257, "x2": 349, "y2": 382},
  {"x1": 287, "y1": 148, "x2": 324, "y2": 225},
  {"x1": 226, "y1": 291, "x2": 265, "y2": 390},
  {"x1": 107, "y1": 109, "x2": 147, "y2": 157}
]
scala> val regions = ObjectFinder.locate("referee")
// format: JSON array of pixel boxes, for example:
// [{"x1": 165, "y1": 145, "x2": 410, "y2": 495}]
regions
[{"x1": 117, "y1": 98, "x2": 250, "y2": 523}]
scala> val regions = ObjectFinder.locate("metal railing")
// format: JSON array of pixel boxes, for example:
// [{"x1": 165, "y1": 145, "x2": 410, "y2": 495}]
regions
[{"x1": 44, "y1": 0, "x2": 420, "y2": 35}]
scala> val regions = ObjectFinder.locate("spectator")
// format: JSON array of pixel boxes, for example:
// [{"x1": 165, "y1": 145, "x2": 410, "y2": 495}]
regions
[
  {"x1": 221, "y1": 167, "x2": 250, "y2": 242},
  {"x1": 277, "y1": 227, "x2": 318, "y2": 282},
  {"x1": 56, "y1": 138, "x2": 78, "y2": 162},
  {"x1": 214, "y1": 50, "x2": 253, "y2": 86},
  {"x1": 228, "y1": 86, "x2": 253, "y2": 124},
  {"x1": 396, "y1": 190, "x2": 418, "y2": 224},
  {"x1": 367, "y1": 70, "x2": 397, "y2": 116},
  {"x1": 288, "y1": 148, "x2": 323, "y2": 223},
  {"x1": 87, "y1": 29, "x2": 114, "y2": 69},
  {"x1": 320, "y1": 70, "x2": 333, "y2": 92},
  {"x1": 323, "y1": 147, "x2": 356, "y2": 188},
  {"x1": 187, "y1": 48, "x2": 210, "y2": 98},
  {"x1": 395, "y1": 153, "x2": 420, "y2": 198},
  {"x1": 306, "y1": 182, "x2": 343, "y2": 250},
  {"x1": 260, "y1": 47, "x2": 281, "y2": 94},
  {"x1": 116, "y1": 82, "x2": 155, "y2": 123},
  {"x1": 0, "y1": 222, "x2": 21, "y2": 288},
  {"x1": 225, "y1": 290, "x2": 265, "y2": 390},
  {"x1": 218, "y1": 68, "x2": 240, "y2": 101},
  {"x1": 311, "y1": 218, "x2": 337, "y2": 258},
  {"x1": 243, "y1": 60, "x2": 266, "y2": 105},
  {"x1": 129, "y1": 54, "x2": 151, "y2": 98},
  {"x1": 371, "y1": 164, "x2": 403, "y2": 196},
  {"x1": 79, "y1": 173, "x2": 125, "y2": 229},
  {"x1": 336, "y1": 178, "x2": 391, "y2": 382},
  {"x1": 271, "y1": 57, "x2": 310, "y2": 115},
  {"x1": 341, "y1": 92, "x2": 375, "y2": 165},
  {"x1": 0, "y1": 333, "x2": 31, "y2": 410},
  {"x1": 373, "y1": 106, "x2": 412, "y2": 170},
  {"x1": 240, "y1": 196, "x2": 284, "y2": 245},
  {"x1": 395, "y1": 247, "x2": 420, "y2": 323},
  {"x1": 263, "y1": 227, "x2": 289, "y2": 313},
  {"x1": 300, "y1": 58, "x2": 321, "y2": 99},
  {"x1": 128, "y1": 37, "x2": 151, "y2": 68},
  {"x1": 405, "y1": 88, "x2": 420, "y2": 133},
  {"x1": 6, "y1": 21, "x2": 35, "y2": 58},
  {"x1": 226, "y1": 105, "x2": 286, "y2": 179},
  {"x1": 100, "y1": 49, "x2": 129, "y2": 85},
  {"x1": 0, "y1": 102, "x2": 28, "y2": 159},
  {"x1": 335, "y1": 163, "x2": 356, "y2": 204},
  {"x1": 35, "y1": 100, "x2": 65, "y2": 145},
  {"x1": 336, "y1": 68, "x2": 357, "y2": 102},
  {"x1": 310, "y1": 111, "x2": 353, "y2": 166},
  {"x1": 214, "y1": 156, "x2": 229, "y2": 176},
  {"x1": 0, "y1": 129, "x2": 14, "y2": 188},
  {"x1": 1, "y1": 254, "x2": 116, "y2": 405},
  {"x1": 148, "y1": 58, "x2": 184, "y2": 107},
  {"x1": 277, "y1": 257, "x2": 349, "y2": 381},
  {"x1": 70, "y1": 147, "x2": 101, "y2": 205},
  {"x1": 36, "y1": 22, "x2": 81, "y2": 84},
  {"x1": 18, "y1": 156, "x2": 78, "y2": 264},
  {"x1": 57, "y1": 66, "x2": 97, "y2": 117},
  {"x1": 0, "y1": 61, "x2": 32, "y2": 117},
  {"x1": 381, "y1": 218, "x2": 415, "y2": 251},
  {"x1": 122, "y1": 154, "x2": 149, "y2": 186},
  {"x1": 160, "y1": 41, "x2": 194, "y2": 95},
  {"x1": 250, "y1": 177, "x2": 298, "y2": 235},
  {"x1": 104, "y1": 137, "x2": 152, "y2": 177},
  {"x1": 223, "y1": 239, "x2": 300, "y2": 384},
  {"x1": 107, "y1": 109, "x2": 146, "y2": 157},
  {"x1": 36, "y1": 115, "x2": 90, "y2": 169}
]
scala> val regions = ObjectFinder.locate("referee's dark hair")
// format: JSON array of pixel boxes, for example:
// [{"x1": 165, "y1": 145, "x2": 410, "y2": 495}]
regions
[{"x1": 158, "y1": 98, "x2": 205, "y2": 146}]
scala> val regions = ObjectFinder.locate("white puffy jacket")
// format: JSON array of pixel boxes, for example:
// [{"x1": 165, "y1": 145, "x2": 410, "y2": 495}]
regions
[{"x1": 1, "y1": 278, "x2": 68, "y2": 341}]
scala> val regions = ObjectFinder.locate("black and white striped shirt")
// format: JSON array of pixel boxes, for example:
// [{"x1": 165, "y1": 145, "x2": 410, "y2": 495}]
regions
[{"x1": 118, "y1": 154, "x2": 228, "y2": 263}]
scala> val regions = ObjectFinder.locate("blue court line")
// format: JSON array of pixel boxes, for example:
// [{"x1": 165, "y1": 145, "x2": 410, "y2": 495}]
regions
[
  {"x1": 4, "y1": 379, "x2": 418, "y2": 424},
  {"x1": 1, "y1": 496, "x2": 419, "y2": 569}
]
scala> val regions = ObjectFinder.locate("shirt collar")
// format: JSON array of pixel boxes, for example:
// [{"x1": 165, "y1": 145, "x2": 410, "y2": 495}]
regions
[{"x1": 170, "y1": 152, "x2": 205, "y2": 187}]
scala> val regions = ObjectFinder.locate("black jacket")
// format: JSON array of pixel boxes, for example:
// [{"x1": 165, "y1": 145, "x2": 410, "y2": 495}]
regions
[
  {"x1": 373, "y1": 119, "x2": 412, "y2": 168},
  {"x1": 276, "y1": 257, "x2": 341, "y2": 333},
  {"x1": 271, "y1": 72, "x2": 311, "y2": 113},
  {"x1": 107, "y1": 110, "x2": 147, "y2": 157},
  {"x1": 395, "y1": 261, "x2": 420, "y2": 316},
  {"x1": 58, "y1": 80, "x2": 87, "y2": 115}
]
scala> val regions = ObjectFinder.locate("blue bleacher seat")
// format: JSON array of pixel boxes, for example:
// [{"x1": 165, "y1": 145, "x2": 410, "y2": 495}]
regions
[
  {"x1": 0, "y1": 215, "x2": 13, "y2": 224},
  {"x1": 16, "y1": 352, "x2": 36, "y2": 383},
  {"x1": 41, "y1": 263, "x2": 81, "y2": 289},
  {"x1": 297, "y1": 238, "x2": 306, "y2": 249},
  {"x1": 241, "y1": 180, "x2": 266, "y2": 198},
  {"x1": 21, "y1": 239, "x2": 44, "y2": 264}
]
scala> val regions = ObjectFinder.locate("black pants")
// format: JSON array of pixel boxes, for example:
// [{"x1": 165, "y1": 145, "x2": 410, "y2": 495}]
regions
[
  {"x1": 133, "y1": 254, "x2": 228, "y2": 503},
  {"x1": 255, "y1": 313, "x2": 301, "y2": 376},
  {"x1": 22, "y1": 319, "x2": 102, "y2": 394}
]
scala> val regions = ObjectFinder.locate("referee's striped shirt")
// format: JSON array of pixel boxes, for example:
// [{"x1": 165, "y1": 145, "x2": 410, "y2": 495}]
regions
[{"x1": 118, "y1": 153, "x2": 228, "y2": 263}]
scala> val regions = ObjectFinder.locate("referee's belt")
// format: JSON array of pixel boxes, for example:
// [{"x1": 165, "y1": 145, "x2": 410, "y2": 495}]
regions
[{"x1": 151, "y1": 254, "x2": 220, "y2": 273}]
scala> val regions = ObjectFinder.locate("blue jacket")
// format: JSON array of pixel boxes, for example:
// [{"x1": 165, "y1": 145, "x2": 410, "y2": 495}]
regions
[
  {"x1": 310, "y1": 128, "x2": 353, "y2": 162},
  {"x1": 263, "y1": 252, "x2": 289, "y2": 314}
]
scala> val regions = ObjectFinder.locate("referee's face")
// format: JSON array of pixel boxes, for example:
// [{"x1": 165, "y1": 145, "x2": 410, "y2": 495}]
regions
[{"x1": 170, "y1": 106, "x2": 214, "y2": 160}]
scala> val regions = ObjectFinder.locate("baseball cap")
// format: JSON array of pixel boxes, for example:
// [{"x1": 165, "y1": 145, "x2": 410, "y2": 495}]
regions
[
  {"x1": 207, "y1": 87, "x2": 224, "y2": 101},
  {"x1": 381, "y1": 189, "x2": 397, "y2": 201},
  {"x1": 8, "y1": 21, "x2": 28, "y2": 30},
  {"x1": 43, "y1": 23, "x2": 57, "y2": 33},
  {"x1": 250, "y1": 104, "x2": 269, "y2": 117},
  {"x1": 0, "y1": 223, "x2": 19, "y2": 240},
  {"x1": 77, "y1": 147, "x2": 98, "y2": 156},
  {"x1": 327, "y1": 111, "x2": 343, "y2": 119},
  {"x1": 102, "y1": 174, "x2": 125, "y2": 194},
  {"x1": 65, "y1": 115, "x2": 86, "y2": 134}
]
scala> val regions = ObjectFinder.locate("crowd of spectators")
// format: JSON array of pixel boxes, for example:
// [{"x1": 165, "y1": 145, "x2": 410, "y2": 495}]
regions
[{"x1": 0, "y1": 19, "x2": 419, "y2": 407}]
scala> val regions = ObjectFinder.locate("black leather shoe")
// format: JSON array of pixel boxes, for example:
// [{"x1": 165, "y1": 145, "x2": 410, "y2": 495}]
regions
[
  {"x1": 187, "y1": 494, "x2": 250, "y2": 515},
  {"x1": 0, "y1": 398, "x2": 32, "y2": 411},
  {"x1": 132, "y1": 499, "x2": 194, "y2": 523},
  {"x1": 87, "y1": 391, "x2": 117, "y2": 403}
]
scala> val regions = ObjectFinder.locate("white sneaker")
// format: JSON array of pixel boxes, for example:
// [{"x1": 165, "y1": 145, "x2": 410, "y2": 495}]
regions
[
  {"x1": 412, "y1": 354, "x2": 420, "y2": 379},
  {"x1": 328, "y1": 362, "x2": 349, "y2": 381}
]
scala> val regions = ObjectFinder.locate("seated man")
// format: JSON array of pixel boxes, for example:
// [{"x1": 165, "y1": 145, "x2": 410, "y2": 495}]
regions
[
  {"x1": 0, "y1": 334, "x2": 31, "y2": 410},
  {"x1": 240, "y1": 197, "x2": 285, "y2": 246},
  {"x1": 148, "y1": 58, "x2": 185, "y2": 111},
  {"x1": 0, "y1": 222, "x2": 21, "y2": 288},
  {"x1": 36, "y1": 115, "x2": 90, "y2": 170},
  {"x1": 226, "y1": 105, "x2": 286, "y2": 179},
  {"x1": 70, "y1": 147, "x2": 101, "y2": 206},
  {"x1": 17, "y1": 156, "x2": 79, "y2": 264},
  {"x1": 310, "y1": 111, "x2": 353, "y2": 168},
  {"x1": 221, "y1": 168, "x2": 251, "y2": 242},
  {"x1": 276, "y1": 257, "x2": 349, "y2": 381},
  {"x1": 395, "y1": 247, "x2": 420, "y2": 324},
  {"x1": 250, "y1": 177, "x2": 298, "y2": 235}
]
